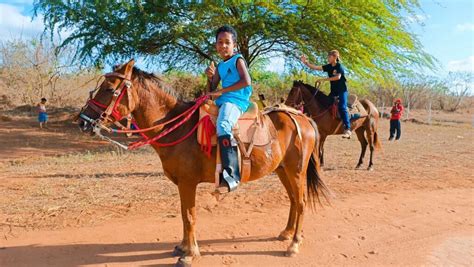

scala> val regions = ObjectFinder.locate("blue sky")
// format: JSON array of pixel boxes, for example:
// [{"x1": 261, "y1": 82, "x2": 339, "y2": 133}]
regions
[{"x1": 0, "y1": 0, "x2": 472, "y2": 75}]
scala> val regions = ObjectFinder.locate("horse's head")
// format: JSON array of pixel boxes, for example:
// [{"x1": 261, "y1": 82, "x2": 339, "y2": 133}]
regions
[
  {"x1": 285, "y1": 80, "x2": 332, "y2": 112},
  {"x1": 78, "y1": 59, "x2": 138, "y2": 134},
  {"x1": 285, "y1": 80, "x2": 307, "y2": 108}
]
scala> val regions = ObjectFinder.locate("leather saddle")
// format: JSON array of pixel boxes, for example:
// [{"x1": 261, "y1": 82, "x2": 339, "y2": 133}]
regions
[
  {"x1": 334, "y1": 94, "x2": 368, "y2": 118},
  {"x1": 197, "y1": 100, "x2": 277, "y2": 185},
  {"x1": 197, "y1": 100, "x2": 276, "y2": 147}
]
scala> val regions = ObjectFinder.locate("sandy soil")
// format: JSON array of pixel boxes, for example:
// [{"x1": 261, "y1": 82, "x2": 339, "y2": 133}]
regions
[{"x1": 0, "y1": 110, "x2": 473, "y2": 266}]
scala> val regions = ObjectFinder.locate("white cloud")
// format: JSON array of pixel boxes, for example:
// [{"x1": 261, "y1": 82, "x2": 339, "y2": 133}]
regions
[
  {"x1": 0, "y1": 3, "x2": 44, "y2": 41},
  {"x1": 455, "y1": 23, "x2": 474, "y2": 32},
  {"x1": 447, "y1": 56, "x2": 474, "y2": 72}
]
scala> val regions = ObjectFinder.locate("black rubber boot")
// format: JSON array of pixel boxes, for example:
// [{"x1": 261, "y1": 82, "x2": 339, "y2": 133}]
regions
[{"x1": 217, "y1": 135, "x2": 240, "y2": 192}]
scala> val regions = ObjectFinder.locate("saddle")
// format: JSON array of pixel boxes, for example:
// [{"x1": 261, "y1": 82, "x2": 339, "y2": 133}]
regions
[
  {"x1": 198, "y1": 100, "x2": 275, "y2": 146},
  {"x1": 334, "y1": 95, "x2": 368, "y2": 119},
  {"x1": 197, "y1": 100, "x2": 277, "y2": 184}
]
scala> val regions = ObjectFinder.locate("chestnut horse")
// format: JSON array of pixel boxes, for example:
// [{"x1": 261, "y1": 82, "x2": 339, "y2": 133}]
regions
[
  {"x1": 285, "y1": 81, "x2": 381, "y2": 170},
  {"x1": 77, "y1": 60, "x2": 328, "y2": 266}
]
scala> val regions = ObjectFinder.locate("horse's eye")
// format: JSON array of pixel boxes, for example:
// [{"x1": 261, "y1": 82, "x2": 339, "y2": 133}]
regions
[{"x1": 105, "y1": 88, "x2": 115, "y2": 92}]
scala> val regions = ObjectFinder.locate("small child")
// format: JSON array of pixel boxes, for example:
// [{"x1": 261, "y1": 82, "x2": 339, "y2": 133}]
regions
[
  {"x1": 37, "y1": 98, "x2": 48, "y2": 129},
  {"x1": 389, "y1": 98, "x2": 403, "y2": 141},
  {"x1": 205, "y1": 25, "x2": 253, "y2": 193}
]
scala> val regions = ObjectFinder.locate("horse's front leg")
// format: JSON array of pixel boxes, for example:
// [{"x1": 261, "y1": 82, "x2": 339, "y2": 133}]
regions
[
  {"x1": 175, "y1": 182, "x2": 200, "y2": 266},
  {"x1": 355, "y1": 128, "x2": 368, "y2": 169}
]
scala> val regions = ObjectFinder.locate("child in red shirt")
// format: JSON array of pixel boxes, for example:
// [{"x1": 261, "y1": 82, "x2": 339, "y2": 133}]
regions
[{"x1": 389, "y1": 98, "x2": 403, "y2": 141}]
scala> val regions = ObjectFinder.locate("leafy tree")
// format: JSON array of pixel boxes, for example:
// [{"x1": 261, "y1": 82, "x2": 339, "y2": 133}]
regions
[{"x1": 34, "y1": 0, "x2": 433, "y2": 79}]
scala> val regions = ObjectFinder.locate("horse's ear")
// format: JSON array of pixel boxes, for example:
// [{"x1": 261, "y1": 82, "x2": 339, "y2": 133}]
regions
[
  {"x1": 115, "y1": 59, "x2": 135, "y2": 76},
  {"x1": 123, "y1": 59, "x2": 135, "y2": 78}
]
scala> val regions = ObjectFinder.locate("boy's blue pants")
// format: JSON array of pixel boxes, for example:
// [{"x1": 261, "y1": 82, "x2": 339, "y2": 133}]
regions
[
  {"x1": 330, "y1": 91, "x2": 351, "y2": 130},
  {"x1": 216, "y1": 102, "x2": 242, "y2": 137}
]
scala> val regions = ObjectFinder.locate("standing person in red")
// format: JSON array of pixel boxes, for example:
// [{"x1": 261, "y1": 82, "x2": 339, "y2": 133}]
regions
[{"x1": 389, "y1": 98, "x2": 404, "y2": 141}]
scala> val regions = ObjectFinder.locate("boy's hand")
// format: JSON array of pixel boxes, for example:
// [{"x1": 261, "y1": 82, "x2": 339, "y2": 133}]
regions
[
  {"x1": 300, "y1": 54, "x2": 308, "y2": 65},
  {"x1": 205, "y1": 61, "x2": 216, "y2": 80}
]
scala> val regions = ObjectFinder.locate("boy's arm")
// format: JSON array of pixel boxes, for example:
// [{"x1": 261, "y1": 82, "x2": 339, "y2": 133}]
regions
[
  {"x1": 319, "y1": 74, "x2": 341, "y2": 82},
  {"x1": 210, "y1": 58, "x2": 251, "y2": 95},
  {"x1": 305, "y1": 62, "x2": 323, "y2": 71},
  {"x1": 390, "y1": 106, "x2": 396, "y2": 114},
  {"x1": 207, "y1": 71, "x2": 221, "y2": 92},
  {"x1": 205, "y1": 62, "x2": 220, "y2": 93},
  {"x1": 318, "y1": 64, "x2": 343, "y2": 82}
]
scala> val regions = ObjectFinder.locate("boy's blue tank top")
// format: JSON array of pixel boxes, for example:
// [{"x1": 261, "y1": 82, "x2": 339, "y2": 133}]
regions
[{"x1": 215, "y1": 53, "x2": 252, "y2": 112}]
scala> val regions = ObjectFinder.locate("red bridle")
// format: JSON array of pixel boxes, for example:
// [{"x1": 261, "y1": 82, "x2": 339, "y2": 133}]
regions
[
  {"x1": 78, "y1": 71, "x2": 214, "y2": 154},
  {"x1": 79, "y1": 71, "x2": 134, "y2": 133}
]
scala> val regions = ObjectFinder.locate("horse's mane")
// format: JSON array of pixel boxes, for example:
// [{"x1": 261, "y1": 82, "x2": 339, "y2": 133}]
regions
[
  {"x1": 293, "y1": 80, "x2": 333, "y2": 108},
  {"x1": 113, "y1": 64, "x2": 182, "y2": 100}
]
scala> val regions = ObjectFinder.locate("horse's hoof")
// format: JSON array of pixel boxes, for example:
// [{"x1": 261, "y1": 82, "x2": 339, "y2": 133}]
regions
[
  {"x1": 176, "y1": 256, "x2": 193, "y2": 267},
  {"x1": 277, "y1": 230, "x2": 294, "y2": 241},
  {"x1": 285, "y1": 247, "x2": 299, "y2": 257},
  {"x1": 285, "y1": 242, "x2": 300, "y2": 257},
  {"x1": 367, "y1": 166, "x2": 374, "y2": 171},
  {"x1": 172, "y1": 245, "x2": 185, "y2": 257},
  {"x1": 355, "y1": 165, "x2": 362, "y2": 170}
]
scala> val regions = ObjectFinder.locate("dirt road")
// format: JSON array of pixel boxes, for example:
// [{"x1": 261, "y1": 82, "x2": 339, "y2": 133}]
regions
[{"x1": 0, "y1": 111, "x2": 473, "y2": 266}]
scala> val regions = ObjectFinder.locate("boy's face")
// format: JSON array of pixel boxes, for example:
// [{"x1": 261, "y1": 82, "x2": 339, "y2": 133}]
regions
[
  {"x1": 327, "y1": 54, "x2": 337, "y2": 64},
  {"x1": 41, "y1": 100, "x2": 46, "y2": 104},
  {"x1": 216, "y1": 32, "x2": 235, "y2": 59}
]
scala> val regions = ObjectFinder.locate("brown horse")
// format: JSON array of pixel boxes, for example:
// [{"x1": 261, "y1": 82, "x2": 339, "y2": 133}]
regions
[
  {"x1": 77, "y1": 60, "x2": 328, "y2": 266},
  {"x1": 285, "y1": 81, "x2": 381, "y2": 170}
]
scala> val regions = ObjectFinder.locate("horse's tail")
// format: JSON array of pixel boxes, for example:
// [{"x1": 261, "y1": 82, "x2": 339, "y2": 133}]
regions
[
  {"x1": 362, "y1": 99, "x2": 382, "y2": 151},
  {"x1": 307, "y1": 118, "x2": 331, "y2": 209},
  {"x1": 371, "y1": 103, "x2": 382, "y2": 151},
  {"x1": 373, "y1": 128, "x2": 382, "y2": 150}
]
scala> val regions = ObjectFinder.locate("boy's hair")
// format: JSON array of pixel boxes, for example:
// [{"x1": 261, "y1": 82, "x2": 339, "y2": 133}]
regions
[
  {"x1": 41, "y1": 98, "x2": 47, "y2": 102},
  {"x1": 215, "y1": 25, "x2": 237, "y2": 43},
  {"x1": 328, "y1": 50, "x2": 341, "y2": 62}
]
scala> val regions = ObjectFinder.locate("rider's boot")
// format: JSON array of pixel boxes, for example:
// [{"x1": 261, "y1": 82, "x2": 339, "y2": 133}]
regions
[{"x1": 214, "y1": 135, "x2": 240, "y2": 194}]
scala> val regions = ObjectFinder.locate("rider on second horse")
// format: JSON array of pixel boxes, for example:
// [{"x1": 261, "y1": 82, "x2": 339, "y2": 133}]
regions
[
  {"x1": 301, "y1": 50, "x2": 352, "y2": 138},
  {"x1": 205, "y1": 25, "x2": 253, "y2": 193}
]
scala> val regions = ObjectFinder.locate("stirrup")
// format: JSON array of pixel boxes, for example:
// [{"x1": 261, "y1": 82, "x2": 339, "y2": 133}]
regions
[{"x1": 214, "y1": 171, "x2": 240, "y2": 194}]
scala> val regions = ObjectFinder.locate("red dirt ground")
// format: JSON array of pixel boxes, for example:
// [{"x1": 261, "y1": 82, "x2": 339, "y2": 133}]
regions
[{"x1": 0, "y1": 110, "x2": 472, "y2": 266}]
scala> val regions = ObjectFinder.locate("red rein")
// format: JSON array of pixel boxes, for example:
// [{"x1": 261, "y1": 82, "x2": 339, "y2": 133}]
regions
[{"x1": 95, "y1": 94, "x2": 215, "y2": 157}]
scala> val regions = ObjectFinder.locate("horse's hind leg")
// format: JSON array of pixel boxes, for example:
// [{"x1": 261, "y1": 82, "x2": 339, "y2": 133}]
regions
[
  {"x1": 355, "y1": 127, "x2": 368, "y2": 169},
  {"x1": 275, "y1": 167, "x2": 297, "y2": 241},
  {"x1": 319, "y1": 134, "x2": 327, "y2": 167}
]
